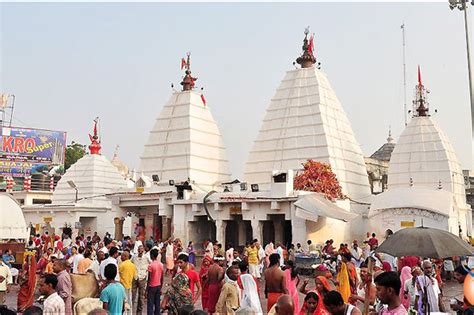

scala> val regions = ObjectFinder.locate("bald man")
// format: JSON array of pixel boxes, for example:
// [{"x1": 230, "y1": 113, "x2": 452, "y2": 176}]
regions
[{"x1": 267, "y1": 295, "x2": 294, "y2": 315}]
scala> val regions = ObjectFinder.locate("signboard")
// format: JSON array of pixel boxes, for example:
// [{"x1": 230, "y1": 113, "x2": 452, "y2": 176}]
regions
[
  {"x1": 230, "y1": 206, "x2": 242, "y2": 215},
  {"x1": 43, "y1": 216, "x2": 53, "y2": 223},
  {"x1": 0, "y1": 126, "x2": 66, "y2": 177},
  {"x1": 400, "y1": 221, "x2": 415, "y2": 227}
]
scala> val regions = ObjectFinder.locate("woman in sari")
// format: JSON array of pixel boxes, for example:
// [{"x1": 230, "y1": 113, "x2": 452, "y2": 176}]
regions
[
  {"x1": 264, "y1": 242, "x2": 275, "y2": 268},
  {"x1": 299, "y1": 292, "x2": 320, "y2": 315},
  {"x1": 336, "y1": 260, "x2": 351, "y2": 303},
  {"x1": 17, "y1": 253, "x2": 37, "y2": 312},
  {"x1": 300, "y1": 275, "x2": 331, "y2": 314},
  {"x1": 284, "y1": 261, "x2": 300, "y2": 314},
  {"x1": 399, "y1": 266, "x2": 412, "y2": 310},
  {"x1": 199, "y1": 255, "x2": 213, "y2": 310},
  {"x1": 161, "y1": 273, "x2": 193, "y2": 315},
  {"x1": 187, "y1": 241, "x2": 196, "y2": 266}
]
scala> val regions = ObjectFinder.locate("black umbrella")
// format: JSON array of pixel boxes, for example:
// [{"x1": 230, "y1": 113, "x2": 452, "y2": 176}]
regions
[{"x1": 375, "y1": 226, "x2": 473, "y2": 259}]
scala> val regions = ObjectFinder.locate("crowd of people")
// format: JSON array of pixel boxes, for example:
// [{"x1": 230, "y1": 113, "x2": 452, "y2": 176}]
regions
[{"x1": 0, "y1": 228, "x2": 472, "y2": 315}]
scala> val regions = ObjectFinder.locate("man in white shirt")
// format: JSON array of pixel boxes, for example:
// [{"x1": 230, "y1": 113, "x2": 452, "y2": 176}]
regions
[
  {"x1": 72, "y1": 246, "x2": 85, "y2": 274},
  {"x1": 131, "y1": 245, "x2": 151, "y2": 313},
  {"x1": 350, "y1": 240, "x2": 363, "y2": 267},
  {"x1": 415, "y1": 260, "x2": 445, "y2": 313},
  {"x1": 0, "y1": 256, "x2": 12, "y2": 304},
  {"x1": 205, "y1": 239, "x2": 214, "y2": 259},
  {"x1": 99, "y1": 247, "x2": 120, "y2": 281},
  {"x1": 40, "y1": 274, "x2": 65, "y2": 315},
  {"x1": 225, "y1": 244, "x2": 234, "y2": 267}
]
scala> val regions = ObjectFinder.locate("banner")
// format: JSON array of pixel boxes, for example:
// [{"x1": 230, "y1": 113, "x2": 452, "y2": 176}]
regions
[{"x1": 0, "y1": 126, "x2": 66, "y2": 177}]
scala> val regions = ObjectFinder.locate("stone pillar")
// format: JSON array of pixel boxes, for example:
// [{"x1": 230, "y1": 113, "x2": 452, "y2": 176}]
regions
[
  {"x1": 162, "y1": 217, "x2": 171, "y2": 240},
  {"x1": 238, "y1": 221, "x2": 246, "y2": 246},
  {"x1": 215, "y1": 219, "x2": 227, "y2": 245},
  {"x1": 114, "y1": 217, "x2": 124, "y2": 240},
  {"x1": 274, "y1": 219, "x2": 284, "y2": 244},
  {"x1": 251, "y1": 219, "x2": 263, "y2": 243},
  {"x1": 291, "y1": 216, "x2": 307, "y2": 246}
]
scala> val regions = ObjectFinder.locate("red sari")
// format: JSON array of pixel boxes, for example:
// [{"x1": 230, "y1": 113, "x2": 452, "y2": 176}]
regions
[
  {"x1": 17, "y1": 254, "x2": 37, "y2": 312},
  {"x1": 199, "y1": 256, "x2": 212, "y2": 310}
]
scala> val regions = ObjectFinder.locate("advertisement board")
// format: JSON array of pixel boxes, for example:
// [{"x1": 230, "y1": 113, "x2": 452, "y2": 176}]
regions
[{"x1": 0, "y1": 126, "x2": 66, "y2": 177}]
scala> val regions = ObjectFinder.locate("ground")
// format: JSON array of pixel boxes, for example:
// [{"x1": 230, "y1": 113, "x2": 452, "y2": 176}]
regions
[{"x1": 4, "y1": 273, "x2": 465, "y2": 314}]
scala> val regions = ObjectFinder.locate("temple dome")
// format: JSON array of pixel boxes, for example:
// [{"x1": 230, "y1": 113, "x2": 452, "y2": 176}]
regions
[
  {"x1": 244, "y1": 66, "x2": 370, "y2": 199},
  {"x1": 0, "y1": 193, "x2": 28, "y2": 240},
  {"x1": 52, "y1": 154, "x2": 128, "y2": 207},
  {"x1": 388, "y1": 116, "x2": 468, "y2": 210},
  {"x1": 140, "y1": 90, "x2": 231, "y2": 191}
]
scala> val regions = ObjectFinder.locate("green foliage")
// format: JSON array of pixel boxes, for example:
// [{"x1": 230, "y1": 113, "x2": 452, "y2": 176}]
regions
[{"x1": 65, "y1": 141, "x2": 86, "y2": 171}]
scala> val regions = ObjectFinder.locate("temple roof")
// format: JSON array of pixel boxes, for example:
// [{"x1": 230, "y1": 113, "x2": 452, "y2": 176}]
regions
[
  {"x1": 370, "y1": 129, "x2": 396, "y2": 161},
  {"x1": 244, "y1": 66, "x2": 370, "y2": 199},
  {"x1": 387, "y1": 116, "x2": 468, "y2": 210},
  {"x1": 52, "y1": 121, "x2": 127, "y2": 206},
  {"x1": 139, "y1": 90, "x2": 231, "y2": 191}
]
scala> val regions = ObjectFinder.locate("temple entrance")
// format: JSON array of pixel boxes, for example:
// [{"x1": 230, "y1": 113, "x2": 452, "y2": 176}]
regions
[
  {"x1": 262, "y1": 221, "x2": 275, "y2": 246},
  {"x1": 284, "y1": 220, "x2": 292, "y2": 248},
  {"x1": 189, "y1": 216, "x2": 216, "y2": 251},
  {"x1": 153, "y1": 214, "x2": 162, "y2": 241},
  {"x1": 225, "y1": 216, "x2": 252, "y2": 248},
  {"x1": 79, "y1": 217, "x2": 97, "y2": 237}
]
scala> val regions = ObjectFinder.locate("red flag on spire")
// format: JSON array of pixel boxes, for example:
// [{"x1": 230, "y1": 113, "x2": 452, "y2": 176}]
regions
[
  {"x1": 201, "y1": 94, "x2": 207, "y2": 106},
  {"x1": 418, "y1": 65, "x2": 422, "y2": 86},
  {"x1": 181, "y1": 58, "x2": 187, "y2": 70},
  {"x1": 308, "y1": 34, "x2": 314, "y2": 56}
]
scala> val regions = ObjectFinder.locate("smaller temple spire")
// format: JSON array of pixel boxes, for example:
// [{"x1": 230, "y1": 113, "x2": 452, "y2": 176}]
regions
[
  {"x1": 296, "y1": 27, "x2": 317, "y2": 68},
  {"x1": 412, "y1": 65, "x2": 429, "y2": 117},
  {"x1": 387, "y1": 126, "x2": 394, "y2": 143},
  {"x1": 180, "y1": 52, "x2": 198, "y2": 91},
  {"x1": 88, "y1": 117, "x2": 101, "y2": 155}
]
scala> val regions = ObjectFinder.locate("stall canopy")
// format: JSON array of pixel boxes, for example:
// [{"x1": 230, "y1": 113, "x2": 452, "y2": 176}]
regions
[
  {"x1": 0, "y1": 193, "x2": 28, "y2": 240},
  {"x1": 294, "y1": 193, "x2": 358, "y2": 222}
]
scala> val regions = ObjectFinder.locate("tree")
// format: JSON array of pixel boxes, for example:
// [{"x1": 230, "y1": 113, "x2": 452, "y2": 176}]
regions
[
  {"x1": 293, "y1": 159, "x2": 345, "y2": 200},
  {"x1": 65, "y1": 141, "x2": 86, "y2": 171}
]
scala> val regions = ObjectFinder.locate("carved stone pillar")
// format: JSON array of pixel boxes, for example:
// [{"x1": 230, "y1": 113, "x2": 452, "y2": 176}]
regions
[
  {"x1": 251, "y1": 219, "x2": 263, "y2": 243},
  {"x1": 114, "y1": 217, "x2": 124, "y2": 240},
  {"x1": 215, "y1": 219, "x2": 227, "y2": 245}
]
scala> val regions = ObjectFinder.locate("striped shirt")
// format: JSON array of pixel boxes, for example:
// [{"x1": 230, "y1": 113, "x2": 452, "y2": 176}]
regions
[{"x1": 43, "y1": 292, "x2": 65, "y2": 315}]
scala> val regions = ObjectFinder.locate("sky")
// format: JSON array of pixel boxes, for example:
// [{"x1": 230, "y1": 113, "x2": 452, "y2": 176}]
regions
[{"x1": 1, "y1": 2, "x2": 473, "y2": 179}]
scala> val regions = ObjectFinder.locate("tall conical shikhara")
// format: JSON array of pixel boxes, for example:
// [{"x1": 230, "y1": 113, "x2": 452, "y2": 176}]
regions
[
  {"x1": 244, "y1": 29, "x2": 370, "y2": 200},
  {"x1": 388, "y1": 67, "x2": 471, "y2": 235},
  {"x1": 140, "y1": 53, "x2": 230, "y2": 191}
]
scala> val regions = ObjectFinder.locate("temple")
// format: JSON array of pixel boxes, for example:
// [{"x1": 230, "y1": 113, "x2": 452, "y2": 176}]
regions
[
  {"x1": 110, "y1": 33, "x2": 370, "y2": 247},
  {"x1": 22, "y1": 119, "x2": 128, "y2": 237},
  {"x1": 369, "y1": 67, "x2": 472, "y2": 239}
]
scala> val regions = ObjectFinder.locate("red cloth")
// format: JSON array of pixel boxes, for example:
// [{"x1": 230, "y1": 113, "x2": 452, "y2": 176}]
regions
[
  {"x1": 184, "y1": 269, "x2": 200, "y2": 299},
  {"x1": 382, "y1": 261, "x2": 392, "y2": 272},
  {"x1": 199, "y1": 261, "x2": 211, "y2": 310},
  {"x1": 207, "y1": 282, "x2": 222, "y2": 313},
  {"x1": 401, "y1": 256, "x2": 419, "y2": 269},
  {"x1": 17, "y1": 256, "x2": 37, "y2": 312},
  {"x1": 267, "y1": 292, "x2": 283, "y2": 311},
  {"x1": 367, "y1": 237, "x2": 378, "y2": 249}
]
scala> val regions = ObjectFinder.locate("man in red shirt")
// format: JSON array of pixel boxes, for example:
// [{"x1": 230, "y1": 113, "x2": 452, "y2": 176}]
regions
[
  {"x1": 176, "y1": 253, "x2": 201, "y2": 304},
  {"x1": 368, "y1": 233, "x2": 379, "y2": 250},
  {"x1": 147, "y1": 248, "x2": 164, "y2": 315}
]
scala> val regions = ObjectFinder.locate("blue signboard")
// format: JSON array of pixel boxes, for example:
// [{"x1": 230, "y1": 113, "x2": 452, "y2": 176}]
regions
[{"x1": 0, "y1": 126, "x2": 66, "y2": 177}]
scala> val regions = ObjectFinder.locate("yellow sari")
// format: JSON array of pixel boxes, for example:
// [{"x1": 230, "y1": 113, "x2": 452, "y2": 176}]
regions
[{"x1": 336, "y1": 262, "x2": 351, "y2": 303}]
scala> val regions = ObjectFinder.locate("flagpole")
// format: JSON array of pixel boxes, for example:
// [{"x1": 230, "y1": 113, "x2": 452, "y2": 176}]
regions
[{"x1": 401, "y1": 23, "x2": 408, "y2": 126}]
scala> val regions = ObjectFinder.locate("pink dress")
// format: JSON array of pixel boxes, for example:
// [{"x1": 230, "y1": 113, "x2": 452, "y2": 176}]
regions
[{"x1": 285, "y1": 269, "x2": 299, "y2": 315}]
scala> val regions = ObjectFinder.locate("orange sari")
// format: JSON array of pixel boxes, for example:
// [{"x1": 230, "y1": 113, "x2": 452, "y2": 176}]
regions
[{"x1": 17, "y1": 254, "x2": 37, "y2": 312}]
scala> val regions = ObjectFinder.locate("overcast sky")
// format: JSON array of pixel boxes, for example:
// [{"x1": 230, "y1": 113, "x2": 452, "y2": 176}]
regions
[{"x1": 1, "y1": 2, "x2": 472, "y2": 178}]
